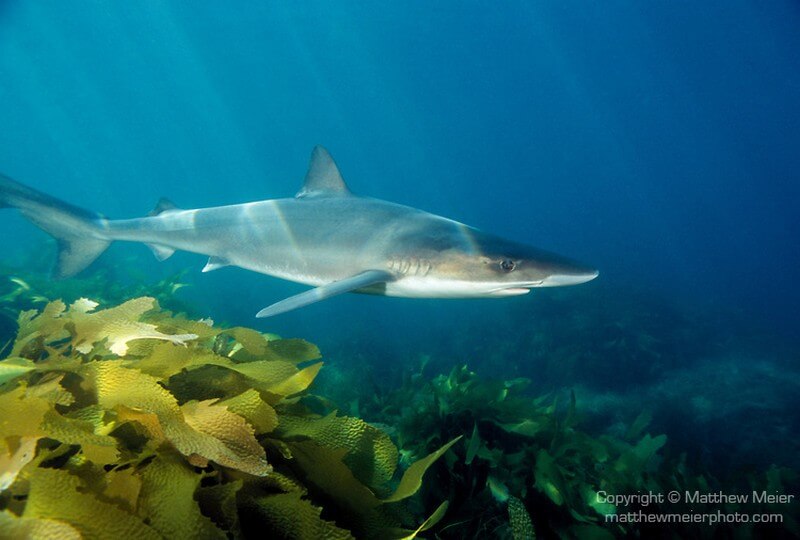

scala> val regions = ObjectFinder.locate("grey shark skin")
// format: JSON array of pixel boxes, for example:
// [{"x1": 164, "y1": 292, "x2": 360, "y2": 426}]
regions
[{"x1": 0, "y1": 146, "x2": 598, "y2": 317}]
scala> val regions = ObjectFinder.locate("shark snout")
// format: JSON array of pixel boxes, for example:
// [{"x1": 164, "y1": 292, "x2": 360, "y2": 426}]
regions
[{"x1": 540, "y1": 268, "x2": 599, "y2": 287}]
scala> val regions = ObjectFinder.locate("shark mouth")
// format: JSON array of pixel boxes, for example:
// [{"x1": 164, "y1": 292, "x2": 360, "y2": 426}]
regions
[
  {"x1": 488, "y1": 285, "x2": 538, "y2": 297},
  {"x1": 496, "y1": 288, "x2": 532, "y2": 296}
]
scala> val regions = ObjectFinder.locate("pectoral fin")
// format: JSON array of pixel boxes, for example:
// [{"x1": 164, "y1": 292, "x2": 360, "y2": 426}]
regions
[{"x1": 256, "y1": 270, "x2": 394, "y2": 318}]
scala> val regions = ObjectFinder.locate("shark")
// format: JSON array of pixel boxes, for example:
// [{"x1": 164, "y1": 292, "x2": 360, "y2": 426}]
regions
[{"x1": 0, "y1": 146, "x2": 598, "y2": 317}]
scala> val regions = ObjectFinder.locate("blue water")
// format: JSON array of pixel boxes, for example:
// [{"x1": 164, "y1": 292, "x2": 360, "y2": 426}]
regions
[{"x1": 1, "y1": 0, "x2": 799, "y2": 483}]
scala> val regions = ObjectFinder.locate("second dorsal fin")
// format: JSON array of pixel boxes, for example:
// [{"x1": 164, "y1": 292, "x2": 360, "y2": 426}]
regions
[
  {"x1": 148, "y1": 197, "x2": 180, "y2": 216},
  {"x1": 296, "y1": 146, "x2": 352, "y2": 198}
]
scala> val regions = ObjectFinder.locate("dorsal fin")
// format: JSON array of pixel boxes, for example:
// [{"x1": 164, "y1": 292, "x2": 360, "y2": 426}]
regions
[
  {"x1": 296, "y1": 146, "x2": 352, "y2": 198},
  {"x1": 148, "y1": 197, "x2": 179, "y2": 216}
]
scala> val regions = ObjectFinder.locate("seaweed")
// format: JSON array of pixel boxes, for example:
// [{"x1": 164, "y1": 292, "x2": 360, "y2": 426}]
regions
[
  {"x1": 360, "y1": 362, "x2": 800, "y2": 539},
  {"x1": 0, "y1": 263, "x2": 797, "y2": 538},
  {"x1": 0, "y1": 297, "x2": 457, "y2": 539},
  {"x1": 0, "y1": 262, "x2": 193, "y2": 340}
]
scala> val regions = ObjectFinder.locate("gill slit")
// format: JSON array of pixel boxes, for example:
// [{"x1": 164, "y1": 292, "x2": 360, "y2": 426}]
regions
[{"x1": 388, "y1": 256, "x2": 431, "y2": 277}]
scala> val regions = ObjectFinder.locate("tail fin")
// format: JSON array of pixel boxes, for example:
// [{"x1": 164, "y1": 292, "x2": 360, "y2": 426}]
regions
[{"x1": 0, "y1": 174, "x2": 110, "y2": 278}]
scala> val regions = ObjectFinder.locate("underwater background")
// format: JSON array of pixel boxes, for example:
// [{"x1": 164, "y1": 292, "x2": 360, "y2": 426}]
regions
[{"x1": 0, "y1": 1, "x2": 799, "y2": 538}]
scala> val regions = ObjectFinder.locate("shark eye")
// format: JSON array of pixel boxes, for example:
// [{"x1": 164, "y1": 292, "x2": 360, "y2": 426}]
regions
[{"x1": 500, "y1": 259, "x2": 516, "y2": 272}]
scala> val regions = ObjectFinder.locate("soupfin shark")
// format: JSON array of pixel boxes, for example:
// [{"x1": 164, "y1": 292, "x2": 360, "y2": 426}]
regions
[{"x1": 0, "y1": 146, "x2": 598, "y2": 317}]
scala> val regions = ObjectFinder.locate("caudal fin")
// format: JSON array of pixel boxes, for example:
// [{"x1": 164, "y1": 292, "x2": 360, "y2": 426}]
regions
[{"x1": 0, "y1": 174, "x2": 110, "y2": 278}]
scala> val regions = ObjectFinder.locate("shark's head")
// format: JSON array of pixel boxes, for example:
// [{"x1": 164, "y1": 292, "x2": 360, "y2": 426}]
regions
[
  {"x1": 388, "y1": 223, "x2": 599, "y2": 298},
  {"x1": 467, "y1": 230, "x2": 599, "y2": 296}
]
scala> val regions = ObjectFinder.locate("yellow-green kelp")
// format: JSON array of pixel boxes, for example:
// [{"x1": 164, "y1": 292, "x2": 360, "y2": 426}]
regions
[{"x1": 0, "y1": 297, "x2": 456, "y2": 539}]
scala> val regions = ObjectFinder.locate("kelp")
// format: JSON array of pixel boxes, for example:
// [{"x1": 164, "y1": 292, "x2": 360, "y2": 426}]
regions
[
  {"x1": 507, "y1": 496, "x2": 534, "y2": 540},
  {"x1": 361, "y1": 363, "x2": 800, "y2": 539},
  {"x1": 0, "y1": 297, "x2": 458, "y2": 539},
  {"x1": 1, "y1": 266, "x2": 796, "y2": 538},
  {"x1": 0, "y1": 263, "x2": 190, "y2": 317}
]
